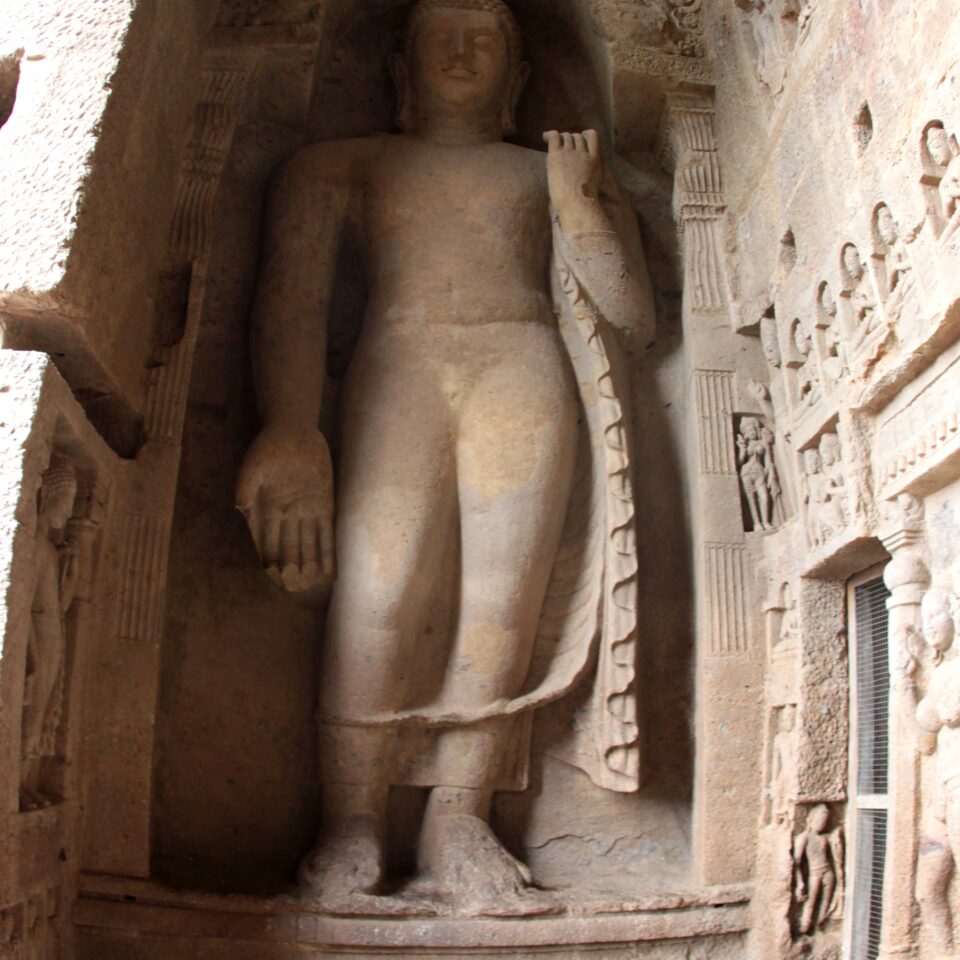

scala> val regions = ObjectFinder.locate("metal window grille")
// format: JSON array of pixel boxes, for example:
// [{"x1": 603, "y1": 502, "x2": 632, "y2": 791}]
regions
[
  {"x1": 855, "y1": 578, "x2": 890, "y2": 795},
  {"x1": 849, "y1": 575, "x2": 891, "y2": 960},
  {"x1": 851, "y1": 809, "x2": 888, "y2": 960}
]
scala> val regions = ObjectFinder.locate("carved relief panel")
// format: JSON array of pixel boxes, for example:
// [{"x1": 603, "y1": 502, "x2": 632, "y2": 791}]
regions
[
  {"x1": 800, "y1": 430, "x2": 850, "y2": 552},
  {"x1": 19, "y1": 453, "x2": 105, "y2": 812},
  {"x1": 921, "y1": 121, "x2": 960, "y2": 246},
  {"x1": 735, "y1": 412, "x2": 786, "y2": 532}
]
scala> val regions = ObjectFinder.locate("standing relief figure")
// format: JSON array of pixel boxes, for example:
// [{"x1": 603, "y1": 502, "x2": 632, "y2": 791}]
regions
[
  {"x1": 913, "y1": 582, "x2": 960, "y2": 956},
  {"x1": 817, "y1": 283, "x2": 847, "y2": 385},
  {"x1": 770, "y1": 704, "x2": 798, "y2": 824},
  {"x1": 737, "y1": 415, "x2": 784, "y2": 532},
  {"x1": 925, "y1": 125, "x2": 960, "y2": 245},
  {"x1": 793, "y1": 805, "x2": 844, "y2": 934},
  {"x1": 20, "y1": 457, "x2": 80, "y2": 811},
  {"x1": 801, "y1": 434, "x2": 846, "y2": 550},
  {"x1": 792, "y1": 320, "x2": 821, "y2": 409},
  {"x1": 841, "y1": 243, "x2": 880, "y2": 356},
  {"x1": 874, "y1": 204, "x2": 918, "y2": 324},
  {"x1": 235, "y1": 0, "x2": 655, "y2": 914}
]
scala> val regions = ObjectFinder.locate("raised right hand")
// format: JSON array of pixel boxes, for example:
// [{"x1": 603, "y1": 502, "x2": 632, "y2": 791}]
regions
[{"x1": 236, "y1": 425, "x2": 335, "y2": 600}]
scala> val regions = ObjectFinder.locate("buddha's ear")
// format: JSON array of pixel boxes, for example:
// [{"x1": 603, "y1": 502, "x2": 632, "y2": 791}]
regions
[
  {"x1": 501, "y1": 60, "x2": 531, "y2": 136},
  {"x1": 390, "y1": 53, "x2": 415, "y2": 131}
]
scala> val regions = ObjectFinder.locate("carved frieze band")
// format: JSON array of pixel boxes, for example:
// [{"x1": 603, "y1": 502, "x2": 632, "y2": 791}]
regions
[
  {"x1": 877, "y1": 351, "x2": 960, "y2": 493},
  {"x1": 694, "y1": 369, "x2": 737, "y2": 475},
  {"x1": 112, "y1": 514, "x2": 169, "y2": 644},
  {"x1": 704, "y1": 542, "x2": 750, "y2": 656}
]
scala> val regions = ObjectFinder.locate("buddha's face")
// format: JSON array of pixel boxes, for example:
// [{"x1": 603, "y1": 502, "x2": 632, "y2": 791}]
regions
[
  {"x1": 820, "y1": 284, "x2": 836, "y2": 317},
  {"x1": 40, "y1": 483, "x2": 77, "y2": 532},
  {"x1": 804, "y1": 450, "x2": 820, "y2": 475},
  {"x1": 810, "y1": 805, "x2": 830, "y2": 833},
  {"x1": 410, "y1": 8, "x2": 512, "y2": 120},
  {"x1": 927, "y1": 127, "x2": 952, "y2": 167},
  {"x1": 922, "y1": 589, "x2": 955, "y2": 653},
  {"x1": 877, "y1": 206, "x2": 898, "y2": 245},
  {"x1": 820, "y1": 436, "x2": 839, "y2": 467},
  {"x1": 843, "y1": 244, "x2": 863, "y2": 280}
]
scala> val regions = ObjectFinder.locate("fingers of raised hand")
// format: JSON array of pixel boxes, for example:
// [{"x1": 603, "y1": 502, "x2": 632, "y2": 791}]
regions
[{"x1": 543, "y1": 129, "x2": 599, "y2": 155}]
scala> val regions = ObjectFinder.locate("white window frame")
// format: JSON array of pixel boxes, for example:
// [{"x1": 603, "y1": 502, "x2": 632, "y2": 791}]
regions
[{"x1": 844, "y1": 564, "x2": 891, "y2": 960}]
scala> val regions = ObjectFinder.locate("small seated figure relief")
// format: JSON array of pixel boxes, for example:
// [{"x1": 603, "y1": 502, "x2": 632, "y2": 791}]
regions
[
  {"x1": 790, "y1": 320, "x2": 821, "y2": 409},
  {"x1": 874, "y1": 204, "x2": 918, "y2": 323},
  {"x1": 737, "y1": 416, "x2": 784, "y2": 532},
  {"x1": 776, "y1": 582, "x2": 800, "y2": 652},
  {"x1": 841, "y1": 243, "x2": 882, "y2": 356},
  {"x1": 770, "y1": 704, "x2": 799, "y2": 824},
  {"x1": 913, "y1": 584, "x2": 960, "y2": 957},
  {"x1": 817, "y1": 283, "x2": 848, "y2": 385},
  {"x1": 20, "y1": 457, "x2": 80, "y2": 812},
  {"x1": 924, "y1": 124, "x2": 960, "y2": 245},
  {"x1": 793, "y1": 805, "x2": 844, "y2": 934},
  {"x1": 235, "y1": 0, "x2": 653, "y2": 915}
]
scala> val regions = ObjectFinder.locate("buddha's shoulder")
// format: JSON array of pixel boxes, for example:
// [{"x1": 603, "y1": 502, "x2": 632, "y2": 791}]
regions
[{"x1": 494, "y1": 139, "x2": 547, "y2": 173}]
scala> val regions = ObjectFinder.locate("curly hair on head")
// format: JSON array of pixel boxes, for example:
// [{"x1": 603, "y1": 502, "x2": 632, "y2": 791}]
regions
[{"x1": 42, "y1": 456, "x2": 77, "y2": 498}]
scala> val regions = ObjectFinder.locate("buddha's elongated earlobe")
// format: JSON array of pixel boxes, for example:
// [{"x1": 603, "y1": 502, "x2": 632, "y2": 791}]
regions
[
  {"x1": 390, "y1": 53, "x2": 415, "y2": 132},
  {"x1": 500, "y1": 60, "x2": 530, "y2": 135}
]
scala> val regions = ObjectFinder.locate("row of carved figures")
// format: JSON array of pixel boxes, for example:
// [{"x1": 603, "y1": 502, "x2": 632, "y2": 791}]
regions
[{"x1": 738, "y1": 119, "x2": 960, "y2": 544}]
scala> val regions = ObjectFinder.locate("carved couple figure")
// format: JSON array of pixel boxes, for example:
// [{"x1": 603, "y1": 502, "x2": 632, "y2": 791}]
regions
[
  {"x1": 801, "y1": 434, "x2": 846, "y2": 549},
  {"x1": 737, "y1": 416, "x2": 783, "y2": 532},
  {"x1": 237, "y1": 0, "x2": 654, "y2": 913}
]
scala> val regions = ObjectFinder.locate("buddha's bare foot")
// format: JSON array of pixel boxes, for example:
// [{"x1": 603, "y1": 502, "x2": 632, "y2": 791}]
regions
[
  {"x1": 297, "y1": 815, "x2": 383, "y2": 903},
  {"x1": 420, "y1": 814, "x2": 560, "y2": 917}
]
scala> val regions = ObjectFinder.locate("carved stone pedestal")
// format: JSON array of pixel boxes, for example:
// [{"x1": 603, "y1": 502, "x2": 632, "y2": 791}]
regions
[{"x1": 74, "y1": 877, "x2": 751, "y2": 960}]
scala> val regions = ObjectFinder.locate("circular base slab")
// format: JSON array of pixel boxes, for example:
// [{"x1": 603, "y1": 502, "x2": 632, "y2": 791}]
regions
[{"x1": 75, "y1": 876, "x2": 751, "y2": 958}]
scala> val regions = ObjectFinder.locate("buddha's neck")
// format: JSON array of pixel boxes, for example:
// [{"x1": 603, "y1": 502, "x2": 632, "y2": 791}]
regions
[{"x1": 413, "y1": 112, "x2": 503, "y2": 146}]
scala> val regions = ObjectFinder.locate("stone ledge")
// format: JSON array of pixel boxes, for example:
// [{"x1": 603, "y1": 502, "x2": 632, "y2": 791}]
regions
[{"x1": 75, "y1": 876, "x2": 751, "y2": 951}]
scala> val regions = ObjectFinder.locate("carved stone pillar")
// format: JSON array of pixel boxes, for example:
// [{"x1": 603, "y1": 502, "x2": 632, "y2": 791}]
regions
[
  {"x1": 878, "y1": 495, "x2": 929, "y2": 960},
  {"x1": 662, "y1": 91, "x2": 763, "y2": 885},
  {"x1": 80, "y1": 52, "x2": 255, "y2": 878}
]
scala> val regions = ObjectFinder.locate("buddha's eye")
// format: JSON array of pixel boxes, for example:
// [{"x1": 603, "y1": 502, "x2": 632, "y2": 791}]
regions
[
  {"x1": 473, "y1": 32, "x2": 502, "y2": 51},
  {"x1": 427, "y1": 28, "x2": 452, "y2": 45}
]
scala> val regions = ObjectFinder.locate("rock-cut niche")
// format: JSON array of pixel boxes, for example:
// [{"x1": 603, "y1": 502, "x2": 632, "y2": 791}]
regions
[{"x1": 153, "y1": 0, "x2": 693, "y2": 900}]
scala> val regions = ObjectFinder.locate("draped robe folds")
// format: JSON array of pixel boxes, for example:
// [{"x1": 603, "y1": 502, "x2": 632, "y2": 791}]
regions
[{"x1": 321, "y1": 221, "x2": 644, "y2": 797}]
